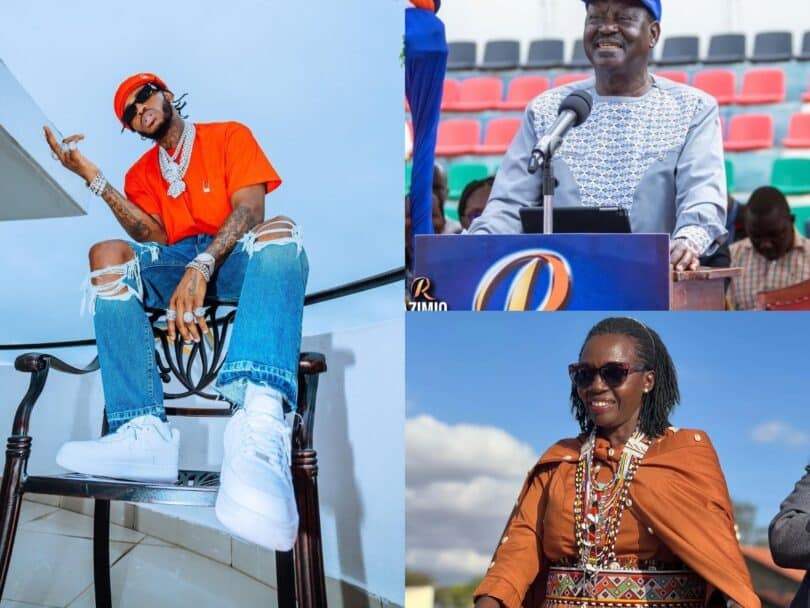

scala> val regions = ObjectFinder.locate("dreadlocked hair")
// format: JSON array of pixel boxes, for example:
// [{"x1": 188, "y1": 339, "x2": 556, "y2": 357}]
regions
[
  {"x1": 171, "y1": 92, "x2": 189, "y2": 120},
  {"x1": 569, "y1": 317, "x2": 680, "y2": 439}
]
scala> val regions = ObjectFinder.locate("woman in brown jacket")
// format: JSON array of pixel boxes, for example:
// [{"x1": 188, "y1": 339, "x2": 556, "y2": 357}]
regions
[{"x1": 474, "y1": 317, "x2": 759, "y2": 608}]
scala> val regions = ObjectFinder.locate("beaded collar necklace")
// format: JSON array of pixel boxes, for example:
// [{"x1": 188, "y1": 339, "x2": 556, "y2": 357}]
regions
[
  {"x1": 574, "y1": 428, "x2": 650, "y2": 590},
  {"x1": 158, "y1": 121, "x2": 196, "y2": 198}
]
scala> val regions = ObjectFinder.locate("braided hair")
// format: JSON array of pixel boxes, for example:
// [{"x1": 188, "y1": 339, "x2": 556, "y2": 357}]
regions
[{"x1": 570, "y1": 317, "x2": 680, "y2": 438}]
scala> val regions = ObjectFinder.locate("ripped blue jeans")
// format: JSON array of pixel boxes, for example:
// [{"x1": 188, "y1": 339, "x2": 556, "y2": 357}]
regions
[{"x1": 85, "y1": 225, "x2": 307, "y2": 432}]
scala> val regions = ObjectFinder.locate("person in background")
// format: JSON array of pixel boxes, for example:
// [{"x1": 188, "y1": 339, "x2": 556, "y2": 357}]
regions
[
  {"x1": 458, "y1": 177, "x2": 495, "y2": 231},
  {"x1": 728, "y1": 186, "x2": 810, "y2": 310},
  {"x1": 769, "y1": 466, "x2": 810, "y2": 608},
  {"x1": 433, "y1": 163, "x2": 461, "y2": 234}
]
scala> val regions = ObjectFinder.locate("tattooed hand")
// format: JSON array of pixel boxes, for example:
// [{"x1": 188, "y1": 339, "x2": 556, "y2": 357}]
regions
[{"x1": 167, "y1": 268, "x2": 209, "y2": 343}]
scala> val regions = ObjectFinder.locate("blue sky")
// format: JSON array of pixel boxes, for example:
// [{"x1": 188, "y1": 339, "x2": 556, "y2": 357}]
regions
[
  {"x1": 406, "y1": 312, "x2": 809, "y2": 581},
  {"x1": 0, "y1": 1, "x2": 402, "y2": 349}
]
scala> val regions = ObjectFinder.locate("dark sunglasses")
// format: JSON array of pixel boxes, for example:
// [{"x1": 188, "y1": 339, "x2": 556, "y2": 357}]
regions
[
  {"x1": 568, "y1": 362, "x2": 647, "y2": 389},
  {"x1": 122, "y1": 83, "x2": 161, "y2": 128}
]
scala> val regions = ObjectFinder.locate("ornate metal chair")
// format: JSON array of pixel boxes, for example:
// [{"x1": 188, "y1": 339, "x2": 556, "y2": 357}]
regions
[{"x1": 0, "y1": 299, "x2": 327, "y2": 607}]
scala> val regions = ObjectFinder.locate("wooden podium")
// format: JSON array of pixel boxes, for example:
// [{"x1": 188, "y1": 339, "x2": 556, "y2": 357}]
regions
[{"x1": 671, "y1": 267, "x2": 741, "y2": 310}]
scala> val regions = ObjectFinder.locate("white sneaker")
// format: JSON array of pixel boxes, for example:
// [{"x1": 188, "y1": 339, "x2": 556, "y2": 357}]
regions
[
  {"x1": 55, "y1": 414, "x2": 180, "y2": 482},
  {"x1": 215, "y1": 389, "x2": 298, "y2": 551}
]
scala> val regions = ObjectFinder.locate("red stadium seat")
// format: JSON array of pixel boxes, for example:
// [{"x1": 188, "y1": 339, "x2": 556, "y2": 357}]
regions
[
  {"x1": 497, "y1": 76, "x2": 550, "y2": 110},
  {"x1": 723, "y1": 114, "x2": 774, "y2": 151},
  {"x1": 474, "y1": 117, "x2": 522, "y2": 155},
  {"x1": 440, "y1": 79, "x2": 461, "y2": 111},
  {"x1": 782, "y1": 113, "x2": 810, "y2": 148},
  {"x1": 553, "y1": 73, "x2": 590, "y2": 88},
  {"x1": 802, "y1": 78, "x2": 810, "y2": 102},
  {"x1": 692, "y1": 70, "x2": 736, "y2": 105},
  {"x1": 654, "y1": 70, "x2": 689, "y2": 85},
  {"x1": 435, "y1": 119, "x2": 481, "y2": 156},
  {"x1": 735, "y1": 68, "x2": 786, "y2": 105},
  {"x1": 444, "y1": 77, "x2": 503, "y2": 112}
]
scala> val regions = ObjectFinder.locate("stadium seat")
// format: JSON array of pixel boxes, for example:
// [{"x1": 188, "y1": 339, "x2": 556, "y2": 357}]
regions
[
  {"x1": 656, "y1": 36, "x2": 699, "y2": 65},
  {"x1": 692, "y1": 69, "x2": 736, "y2": 105},
  {"x1": 480, "y1": 40, "x2": 520, "y2": 70},
  {"x1": 704, "y1": 33, "x2": 746, "y2": 64},
  {"x1": 750, "y1": 31, "x2": 793, "y2": 63},
  {"x1": 447, "y1": 41, "x2": 477, "y2": 71},
  {"x1": 497, "y1": 76, "x2": 550, "y2": 110},
  {"x1": 475, "y1": 117, "x2": 522, "y2": 155},
  {"x1": 440, "y1": 79, "x2": 461, "y2": 111},
  {"x1": 654, "y1": 71, "x2": 689, "y2": 85},
  {"x1": 725, "y1": 159, "x2": 735, "y2": 193},
  {"x1": 553, "y1": 73, "x2": 591, "y2": 88},
  {"x1": 798, "y1": 32, "x2": 810, "y2": 61},
  {"x1": 447, "y1": 162, "x2": 490, "y2": 199},
  {"x1": 405, "y1": 162, "x2": 412, "y2": 193},
  {"x1": 724, "y1": 114, "x2": 774, "y2": 151},
  {"x1": 771, "y1": 158, "x2": 810, "y2": 194},
  {"x1": 735, "y1": 68, "x2": 786, "y2": 104},
  {"x1": 782, "y1": 113, "x2": 810, "y2": 148},
  {"x1": 444, "y1": 77, "x2": 503, "y2": 112},
  {"x1": 568, "y1": 39, "x2": 592, "y2": 68},
  {"x1": 524, "y1": 39, "x2": 565, "y2": 69},
  {"x1": 435, "y1": 119, "x2": 481, "y2": 157}
]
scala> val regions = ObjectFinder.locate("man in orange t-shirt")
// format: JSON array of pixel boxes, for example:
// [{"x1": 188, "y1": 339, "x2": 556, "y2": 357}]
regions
[{"x1": 44, "y1": 72, "x2": 306, "y2": 552}]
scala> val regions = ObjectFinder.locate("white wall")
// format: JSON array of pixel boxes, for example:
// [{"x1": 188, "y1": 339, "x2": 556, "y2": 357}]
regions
[
  {"x1": 440, "y1": 0, "x2": 810, "y2": 62},
  {"x1": 0, "y1": 317, "x2": 404, "y2": 604}
]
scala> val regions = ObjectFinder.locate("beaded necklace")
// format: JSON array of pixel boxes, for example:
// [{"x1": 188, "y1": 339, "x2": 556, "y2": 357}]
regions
[
  {"x1": 158, "y1": 121, "x2": 196, "y2": 198},
  {"x1": 573, "y1": 429, "x2": 650, "y2": 593}
]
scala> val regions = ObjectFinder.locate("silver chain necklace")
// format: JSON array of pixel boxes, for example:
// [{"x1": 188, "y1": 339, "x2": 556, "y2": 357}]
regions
[{"x1": 158, "y1": 122, "x2": 195, "y2": 198}]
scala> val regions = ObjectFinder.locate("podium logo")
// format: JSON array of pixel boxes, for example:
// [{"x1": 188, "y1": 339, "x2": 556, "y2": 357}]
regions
[
  {"x1": 472, "y1": 249, "x2": 573, "y2": 311},
  {"x1": 408, "y1": 277, "x2": 449, "y2": 311}
]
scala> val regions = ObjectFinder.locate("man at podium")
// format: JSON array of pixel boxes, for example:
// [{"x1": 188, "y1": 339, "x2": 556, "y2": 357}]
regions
[{"x1": 468, "y1": 0, "x2": 727, "y2": 272}]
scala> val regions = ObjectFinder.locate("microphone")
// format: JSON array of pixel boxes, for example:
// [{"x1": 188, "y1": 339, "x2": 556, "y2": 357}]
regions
[{"x1": 528, "y1": 90, "x2": 593, "y2": 174}]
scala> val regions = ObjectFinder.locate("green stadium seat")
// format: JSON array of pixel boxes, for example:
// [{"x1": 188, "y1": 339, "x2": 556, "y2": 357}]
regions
[
  {"x1": 405, "y1": 162, "x2": 412, "y2": 194},
  {"x1": 448, "y1": 163, "x2": 489, "y2": 200},
  {"x1": 789, "y1": 205, "x2": 810, "y2": 236},
  {"x1": 771, "y1": 158, "x2": 810, "y2": 195},
  {"x1": 725, "y1": 159, "x2": 735, "y2": 193}
]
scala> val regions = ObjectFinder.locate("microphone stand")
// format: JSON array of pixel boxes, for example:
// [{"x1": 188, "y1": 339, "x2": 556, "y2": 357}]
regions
[{"x1": 528, "y1": 135, "x2": 561, "y2": 234}]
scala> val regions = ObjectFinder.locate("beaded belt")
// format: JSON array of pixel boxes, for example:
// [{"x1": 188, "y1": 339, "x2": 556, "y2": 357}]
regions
[{"x1": 543, "y1": 565, "x2": 706, "y2": 607}]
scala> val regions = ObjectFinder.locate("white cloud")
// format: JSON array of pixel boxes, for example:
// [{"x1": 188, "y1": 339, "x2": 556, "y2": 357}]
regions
[
  {"x1": 406, "y1": 415, "x2": 538, "y2": 584},
  {"x1": 406, "y1": 415, "x2": 537, "y2": 486},
  {"x1": 406, "y1": 547, "x2": 492, "y2": 582},
  {"x1": 751, "y1": 421, "x2": 810, "y2": 447}
]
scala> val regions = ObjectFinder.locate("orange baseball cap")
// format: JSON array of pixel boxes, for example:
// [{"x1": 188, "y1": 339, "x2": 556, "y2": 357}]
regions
[{"x1": 113, "y1": 72, "x2": 169, "y2": 130}]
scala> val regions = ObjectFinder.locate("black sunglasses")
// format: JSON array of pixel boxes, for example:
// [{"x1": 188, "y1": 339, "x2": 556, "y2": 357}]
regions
[
  {"x1": 122, "y1": 83, "x2": 161, "y2": 128},
  {"x1": 568, "y1": 362, "x2": 647, "y2": 389}
]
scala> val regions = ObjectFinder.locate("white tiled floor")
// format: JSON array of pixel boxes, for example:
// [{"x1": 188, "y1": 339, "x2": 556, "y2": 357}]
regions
[{"x1": 2, "y1": 500, "x2": 280, "y2": 608}]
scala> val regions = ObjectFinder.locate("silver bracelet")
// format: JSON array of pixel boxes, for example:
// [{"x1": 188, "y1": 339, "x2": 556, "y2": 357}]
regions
[
  {"x1": 87, "y1": 172, "x2": 107, "y2": 196},
  {"x1": 194, "y1": 253, "x2": 216, "y2": 277},
  {"x1": 185, "y1": 260, "x2": 211, "y2": 282}
]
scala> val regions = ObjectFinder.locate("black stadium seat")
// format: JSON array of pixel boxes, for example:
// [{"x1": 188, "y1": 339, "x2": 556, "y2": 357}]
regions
[
  {"x1": 751, "y1": 31, "x2": 793, "y2": 63},
  {"x1": 479, "y1": 40, "x2": 520, "y2": 70},
  {"x1": 447, "y1": 41, "x2": 477, "y2": 71},
  {"x1": 524, "y1": 39, "x2": 565, "y2": 69},
  {"x1": 568, "y1": 39, "x2": 592, "y2": 69},
  {"x1": 656, "y1": 36, "x2": 699, "y2": 65},
  {"x1": 796, "y1": 32, "x2": 810, "y2": 61},
  {"x1": 704, "y1": 33, "x2": 746, "y2": 64}
]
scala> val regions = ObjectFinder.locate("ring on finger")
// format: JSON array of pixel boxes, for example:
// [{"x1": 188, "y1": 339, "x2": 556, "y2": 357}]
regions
[
  {"x1": 183, "y1": 311, "x2": 195, "y2": 324},
  {"x1": 166, "y1": 309, "x2": 177, "y2": 321},
  {"x1": 68, "y1": 141, "x2": 78, "y2": 151}
]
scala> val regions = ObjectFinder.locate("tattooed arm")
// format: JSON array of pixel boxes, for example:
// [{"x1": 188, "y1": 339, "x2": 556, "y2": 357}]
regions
[
  {"x1": 99, "y1": 182, "x2": 168, "y2": 243},
  {"x1": 43, "y1": 126, "x2": 168, "y2": 243},
  {"x1": 203, "y1": 184, "x2": 265, "y2": 265},
  {"x1": 166, "y1": 184, "x2": 266, "y2": 343}
]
